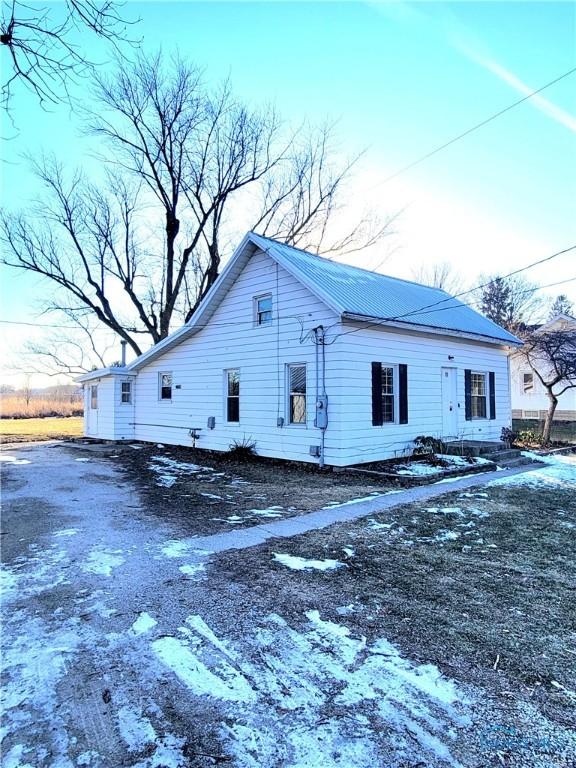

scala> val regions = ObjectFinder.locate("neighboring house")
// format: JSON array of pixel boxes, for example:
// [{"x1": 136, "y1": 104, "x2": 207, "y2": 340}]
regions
[
  {"x1": 510, "y1": 314, "x2": 576, "y2": 421},
  {"x1": 78, "y1": 233, "x2": 521, "y2": 467}
]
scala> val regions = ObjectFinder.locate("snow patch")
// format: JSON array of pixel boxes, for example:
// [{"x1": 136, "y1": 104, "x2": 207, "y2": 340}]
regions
[
  {"x1": 490, "y1": 452, "x2": 576, "y2": 489},
  {"x1": 179, "y1": 563, "x2": 205, "y2": 577},
  {"x1": 117, "y1": 706, "x2": 156, "y2": 752},
  {"x1": 81, "y1": 546, "x2": 124, "y2": 577},
  {"x1": 273, "y1": 553, "x2": 345, "y2": 571},
  {"x1": 131, "y1": 612, "x2": 157, "y2": 635},
  {"x1": 0, "y1": 455, "x2": 31, "y2": 465}
]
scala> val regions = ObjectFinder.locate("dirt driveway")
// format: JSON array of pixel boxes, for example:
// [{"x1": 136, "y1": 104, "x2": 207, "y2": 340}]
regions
[{"x1": 1, "y1": 443, "x2": 575, "y2": 768}]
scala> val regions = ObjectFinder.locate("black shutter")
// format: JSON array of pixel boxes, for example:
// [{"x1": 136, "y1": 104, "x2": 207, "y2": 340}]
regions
[
  {"x1": 371, "y1": 362, "x2": 383, "y2": 426},
  {"x1": 489, "y1": 371, "x2": 496, "y2": 420},
  {"x1": 464, "y1": 369, "x2": 472, "y2": 421},
  {"x1": 399, "y1": 364, "x2": 408, "y2": 424}
]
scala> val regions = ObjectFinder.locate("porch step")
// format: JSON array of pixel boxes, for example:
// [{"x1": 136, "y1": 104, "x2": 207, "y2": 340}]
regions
[
  {"x1": 495, "y1": 456, "x2": 541, "y2": 469},
  {"x1": 444, "y1": 440, "x2": 506, "y2": 457},
  {"x1": 484, "y1": 449, "x2": 523, "y2": 462}
]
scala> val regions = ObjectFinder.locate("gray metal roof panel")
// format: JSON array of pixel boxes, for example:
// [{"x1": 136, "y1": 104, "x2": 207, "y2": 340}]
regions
[{"x1": 251, "y1": 234, "x2": 520, "y2": 345}]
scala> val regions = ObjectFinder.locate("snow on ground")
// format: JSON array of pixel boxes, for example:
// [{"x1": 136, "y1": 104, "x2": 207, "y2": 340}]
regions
[
  {"x1": 490, "y1": 451, "x2": 576, "y2": 489},
  {"x1": 273, "y1": 553, "x2": 345, "y2": 571},
  {"x1": 0, "y1": 455, "x2": 31, "y2": 464},
  {"x1": 148, "y1": 455, "x2": 215, "y2": 487},
  {"x1": 151, "y1": 609, "x2": 469, "y2": 767},
  {"x1": 395, "y1": 455, "x2": 491, "y2": 477},
  {"x1": 131, "y1": 612, "x2": 158, "y2": 635},
  {"x1": 81, "y1": 545, "x2": 125, "y2": 577},
  {"x1": 322, "y1": 492, "x2": 389, "y2": 510}
]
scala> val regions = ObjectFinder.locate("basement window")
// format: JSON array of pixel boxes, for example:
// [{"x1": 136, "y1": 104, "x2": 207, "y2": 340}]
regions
[
  {"x1": 254, "y1": 294, "x2": 272, "y2": 326},
  {"x1": 159, "y1": 373, "x2": 173, "y2": 401}
]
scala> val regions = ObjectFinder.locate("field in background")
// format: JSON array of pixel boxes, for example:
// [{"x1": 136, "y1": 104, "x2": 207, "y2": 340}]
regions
[
  {"x1": 1, "y1": 386, "x2": 83, "y2": 420},
  {"x1": 0, "y1": 417, "x2": 83, "y2": 443}
]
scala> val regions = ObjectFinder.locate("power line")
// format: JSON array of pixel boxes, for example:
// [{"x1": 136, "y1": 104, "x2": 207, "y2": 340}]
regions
[
  {"x1": 326, "y1": 245, "x2": 576, "y2": 343},
  {"x1": 377, "y1": 66, "x2": 576, "y2": 186}
]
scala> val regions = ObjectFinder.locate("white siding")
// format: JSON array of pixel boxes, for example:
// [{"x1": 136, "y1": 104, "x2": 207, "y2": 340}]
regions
[
  {"x1": 132, "y1": 249, "x2": 338, "y2": 462},
  {"x1": 510, "y1": 354, "x2": 576, "y2": 416},
  {"x1": 96, "y1": 247, "x2": 515, "y2": 465},
  {"x1": 326, "y1": 322, "x2": 512, "y2": 465}
]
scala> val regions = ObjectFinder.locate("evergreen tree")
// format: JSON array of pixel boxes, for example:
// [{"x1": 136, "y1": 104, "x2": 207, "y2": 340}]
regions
[
  {"x1": 480, "y1": 277, "x2": 513, "y2": 328},
  {"x1": 549, "y1": 294, "x2": 574, "y2": 319}
]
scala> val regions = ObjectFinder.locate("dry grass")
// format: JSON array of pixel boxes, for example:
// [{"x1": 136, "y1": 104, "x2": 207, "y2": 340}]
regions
[
  {"x1": 0, "y1": 417, "x2": 83, "y2": 443},
  {"x1": 1, "y1": 395, "x2": 83, "y2": 419}
]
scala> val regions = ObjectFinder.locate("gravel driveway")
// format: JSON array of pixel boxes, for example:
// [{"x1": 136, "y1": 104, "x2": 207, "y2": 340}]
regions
[{"x1": 1, "y1": 443, "x2": 574, "y2": 768}]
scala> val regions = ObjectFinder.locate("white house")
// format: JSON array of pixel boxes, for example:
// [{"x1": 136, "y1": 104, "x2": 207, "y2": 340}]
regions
[
  {"x1": 78, "y1": 232, "x2": 521, "y2": 467},
  {"x1": 511, "y1": 314, "x2": 576, "y2": 421}
]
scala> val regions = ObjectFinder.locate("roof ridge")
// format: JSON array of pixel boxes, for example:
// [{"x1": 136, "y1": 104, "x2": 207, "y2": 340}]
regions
[{"x1": 249, "y1": 231, "x2": 453, "y2": 297}]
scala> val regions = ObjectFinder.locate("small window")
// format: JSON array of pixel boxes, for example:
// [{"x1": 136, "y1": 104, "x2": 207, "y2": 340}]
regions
[
  {"x1": 523, "y1": 373, "x2": 534, "y2": 393},
  {"x1": 226, "y1": 369, "x2": 240, "y2": 423},
  {"x1": 471, "y1": 372, "x2": 487, "y2": 419},
  {"x1": 255, "y1": 294, "x2": 272, "y2": 326},
  {"x1": 121, "y1": 381, "x2": 132, "y2": 404},
  {"x1": 288, "y1": 364, "x2": 307, "y2": 424},
  {"x1": 90, "y1": 385, "x2": 98, "y2": 410},
  {"x1": 159, "y1": 372, "x2": 172, "y2": 401}
]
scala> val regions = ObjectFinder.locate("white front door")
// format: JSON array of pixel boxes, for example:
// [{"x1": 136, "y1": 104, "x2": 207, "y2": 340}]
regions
[
  {"x1": 441, "y1": 367, "x2": 458, "y2": 438},
  {"x1": 86, "y1": 384, "x2": 98, "y2": 436}
]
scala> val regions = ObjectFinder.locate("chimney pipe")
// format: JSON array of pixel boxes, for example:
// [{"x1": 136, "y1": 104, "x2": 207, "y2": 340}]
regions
[{"x1": 120, "y1": 340, "x2": 127, "y2": 366}]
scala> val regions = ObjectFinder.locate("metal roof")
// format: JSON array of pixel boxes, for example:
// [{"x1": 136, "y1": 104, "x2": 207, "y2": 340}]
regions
[{"x1": 250, "y1": 233, "x2": 521, "y2": 345}]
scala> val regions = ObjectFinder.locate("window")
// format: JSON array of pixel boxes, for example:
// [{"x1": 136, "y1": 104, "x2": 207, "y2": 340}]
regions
[
  {"x1": 523, "y1": 373, "x2": 534, "y2": 393},
  {"x1": 226, "y1": 369, "x2": 240, "y2": 423},
  {"x1": 471, "y1": 372, "x2": 487, "y2": 418},
  {"x1": 371, "y1": 363, "x2": 407, "y2": 426},
  {"x1": 159, "y1": 373, "x2": 172, "y2": 401},
  {"x1": 380, "y1": 366, "x2": 395, "y2": 423},
  {"x1": 121, "y1": 381, "x2": 132, "y2": 404},
  {"x1": 255, "y1": 294, "x2": 272, "y2": 326},
  {"x1": 288, "y1": 364, "x2": 307, "y2": 424},
  {"x1": 90, "y1": 385, "x2": 98, "y2": 410}
]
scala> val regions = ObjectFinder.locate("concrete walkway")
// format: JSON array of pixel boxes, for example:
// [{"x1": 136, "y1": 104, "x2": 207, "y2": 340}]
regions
[{"x1": 183, "y1": 462, "x2": 544, "y2": 555}]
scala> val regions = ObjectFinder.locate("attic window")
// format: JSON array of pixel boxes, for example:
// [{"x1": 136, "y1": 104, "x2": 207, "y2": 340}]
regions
[{"x1": 255, "y1": 294, "x2": 272, "y2": 326}]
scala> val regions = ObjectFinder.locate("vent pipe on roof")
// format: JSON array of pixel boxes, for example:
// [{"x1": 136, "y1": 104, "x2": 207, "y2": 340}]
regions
[{"x1": 120, "y1": 340, "x2": 127, "y2": 367}]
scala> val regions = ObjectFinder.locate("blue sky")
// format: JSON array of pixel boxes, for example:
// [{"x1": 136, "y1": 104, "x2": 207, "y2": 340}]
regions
[{"x1": 1, "y1": 1, "x2": 575, "y2": 384}]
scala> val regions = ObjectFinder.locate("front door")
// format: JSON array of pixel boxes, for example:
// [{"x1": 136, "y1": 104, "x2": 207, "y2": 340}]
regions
[
  {"x1": 441, "y1": 367, "x2": 458, "y2": 438},
  {"x1": 86, "y1": 384, "x2": 98, "y2": 436}
]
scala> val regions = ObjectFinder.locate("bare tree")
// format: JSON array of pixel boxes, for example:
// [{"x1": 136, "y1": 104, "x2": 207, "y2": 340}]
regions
[
  {"x1": 1, "y1": 0, "x2": 135, "y2": 109},
  {"x1": 549, "y1": 294, "x2": 574, "y2": 319},
  {"x1": 520, "y1": 328, "x2": 576, "y2": 444},
  {"x1": 2, "y1": 52, "x2": 393, "y2": 361},
  {"x1": 476, "y1": 274, "x2": 544, "y2": 332},
  {"x1": 411, "y1": 261, "x2": 461, "y2": 295}
]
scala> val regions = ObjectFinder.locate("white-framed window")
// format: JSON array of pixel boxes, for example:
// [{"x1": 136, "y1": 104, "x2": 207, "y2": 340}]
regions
[
  {"x1": 380, "y1": 365, "x2": 396, "y2": 423},
  {"x1": 159, "y1": 372, "x2": 173, "y2": 401},
  {"x1": 225, "y1": 369, "x2": 240, "y2": 423},
  {"x1": 90, "y1": 385, "x2": 98, "y2": 410},
  {"x1": 287, "y1": 363, "x2": 307, "y2": 425},
  {"x1": 471, "y1": 372, "x2": 487, "y2": 419},
  {"x1": 371, "y1": 363, "x2": 399, "y2": 425},
  {"x1": 121, "y1": 381, "x2": 132, "y2": 404},
  {"x1": 254, "y1": 294, "x2": 272, "y2": 326},
  {"x1": 522, "y1": 372, "x2": 534, "y2": 393}
]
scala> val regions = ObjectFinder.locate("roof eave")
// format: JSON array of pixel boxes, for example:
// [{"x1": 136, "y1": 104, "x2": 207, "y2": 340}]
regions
[
  {"x1": 76, "y1": 367, "x2": 137, "y2": 383},
  {"x1": 341, "y1": 313, "x2": 523, "y2": 347}
]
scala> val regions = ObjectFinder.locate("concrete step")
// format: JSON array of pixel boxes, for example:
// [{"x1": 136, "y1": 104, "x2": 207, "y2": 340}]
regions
[
  {"x1": 485, "y1": 449, "x2": 523, "y2": 462},
  {"x1": 495, "y1": 457, "x2": 540, "y2": 469}
]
